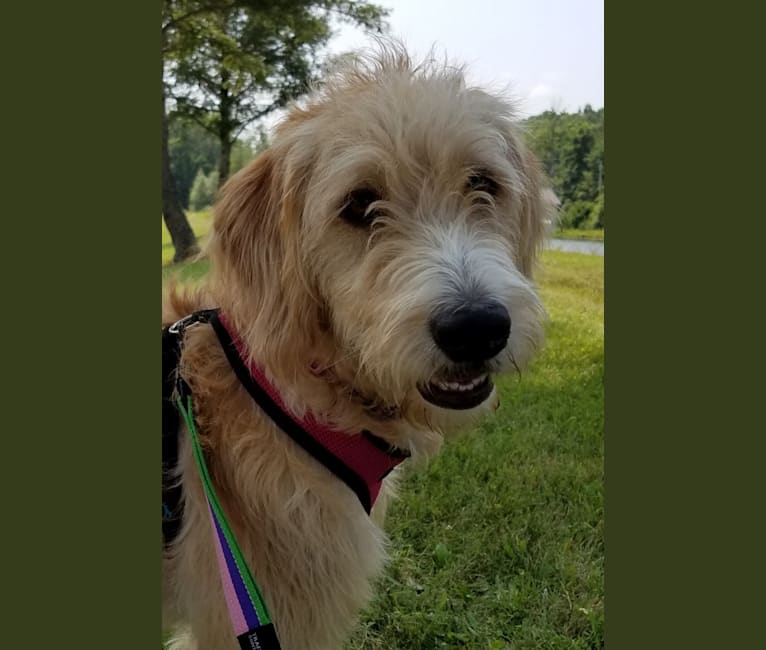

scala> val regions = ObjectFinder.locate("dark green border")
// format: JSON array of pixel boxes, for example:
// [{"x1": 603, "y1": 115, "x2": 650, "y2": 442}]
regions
[
  {"x1": 607, "y1": 2, "x2": 763, "y2": 648},
  {"x1": 5, "y1": 2, "x2": 762, "y2": 648},
  {"x1": 4, "y1": 3, "x2": 157, "y2": 647}
]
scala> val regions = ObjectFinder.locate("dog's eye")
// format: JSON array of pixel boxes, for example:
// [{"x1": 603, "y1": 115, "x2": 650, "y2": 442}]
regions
[
  {"x1": 340, "y1": 188, "x2": 381, "y2": 226},
  {"x1": 466, "y1": 172, "x2": 499, "y2": 199}
]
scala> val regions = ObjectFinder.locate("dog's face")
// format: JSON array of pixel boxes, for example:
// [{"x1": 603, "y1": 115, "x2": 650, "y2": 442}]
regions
[{"x1": 210, "y1": 50, "x2": 550, "y2": 435}]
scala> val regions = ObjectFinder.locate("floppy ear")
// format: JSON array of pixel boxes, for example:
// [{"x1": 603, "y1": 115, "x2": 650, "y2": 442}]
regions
[
  {"x1": 515, "y1": 145, "x2": 555, "y2": 278},
  {"x1": 208, "y1": 146, "x2": 321, "y2": 375},
  {"x1": 495, "y1": 117, "x2": 554, "y2": 278},
  {"x1": 210, "y1": 148, "x2": 282, "y2": 291}
]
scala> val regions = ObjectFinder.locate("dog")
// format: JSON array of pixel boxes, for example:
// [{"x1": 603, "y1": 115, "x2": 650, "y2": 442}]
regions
[{"x1": 162, "y1": 43, "x2": 552, "y2": 650}]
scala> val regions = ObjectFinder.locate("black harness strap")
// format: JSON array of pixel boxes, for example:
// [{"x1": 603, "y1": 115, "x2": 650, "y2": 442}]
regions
[
  {"x1": 209, "y1": 312, "x2": 380, "y2": 514},
  {"x1": 162, "y1": 309, "x2": 219, "y2": 547},
  {"x1": 162, "y1": 308, "x2": 408, "y2": 544}
]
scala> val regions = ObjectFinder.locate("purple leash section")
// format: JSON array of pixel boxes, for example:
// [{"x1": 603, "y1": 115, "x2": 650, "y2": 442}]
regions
[{"x1": 177, "y1": 392, "x2": 281, "y2": 650}]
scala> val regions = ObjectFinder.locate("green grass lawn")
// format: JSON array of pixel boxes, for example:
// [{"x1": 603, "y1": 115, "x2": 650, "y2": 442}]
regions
[
  {"x1": 554, "y1": 228, "x2": 604, "y2": 242},
  {"x1": 347, "y1": 251, "x2": 603, "y2": 649},
  {"x1": 162, "y1": 238, "x2": 603, "y2": 649}
]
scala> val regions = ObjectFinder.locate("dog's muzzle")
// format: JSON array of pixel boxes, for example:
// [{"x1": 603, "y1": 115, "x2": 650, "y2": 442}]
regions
[{"x1": 418, "y1": 300, "x2": 509, "y2": 410}]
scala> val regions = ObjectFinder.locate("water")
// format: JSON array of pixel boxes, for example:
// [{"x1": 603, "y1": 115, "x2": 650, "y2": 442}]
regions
[{"x1": 546, "y1": 238, "x2": 604, "y2": 256}]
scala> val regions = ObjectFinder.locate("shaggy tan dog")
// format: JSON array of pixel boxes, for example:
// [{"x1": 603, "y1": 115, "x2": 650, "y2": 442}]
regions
[{"x1": 163, "y1": 45, "x2": 552, "y2": 650}]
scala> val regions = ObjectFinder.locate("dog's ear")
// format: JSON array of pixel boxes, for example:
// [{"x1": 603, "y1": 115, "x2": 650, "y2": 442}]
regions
[
  {"x1": 515, "y1": 145, "x2": 555, "y2": 278},
  {"x1": 211, "y1": 148, "x2": 282, "y2": 290},
  {"x1": 208, "y1": 145, "x2": 321, "y2": 373},
  {"x1": 497, "y1": 127, "x2": 555, "y2": 279}
]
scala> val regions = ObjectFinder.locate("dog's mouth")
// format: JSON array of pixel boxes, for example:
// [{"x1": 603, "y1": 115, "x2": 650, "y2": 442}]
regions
[{"x1": 418, "y1": 368, "x2": 494, "y2": 410}]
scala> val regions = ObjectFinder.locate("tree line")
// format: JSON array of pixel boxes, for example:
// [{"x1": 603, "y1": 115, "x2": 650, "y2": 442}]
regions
[
  {"x1": 169, "y1": 120, "x2": 269, "y2": 211},
  {"x1": 524, "y1": 105, "x2": 604, "y2": 230}
]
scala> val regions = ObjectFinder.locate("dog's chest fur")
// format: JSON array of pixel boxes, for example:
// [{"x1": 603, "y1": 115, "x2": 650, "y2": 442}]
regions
[{"x1": 162, "y1": 326, "x2": 391, "y2": 650}]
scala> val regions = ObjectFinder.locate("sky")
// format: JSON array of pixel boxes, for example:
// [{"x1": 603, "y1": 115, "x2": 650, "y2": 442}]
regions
[
  {"x1": 258, "y1": 0, "x2": 602, "y2": 135},
  {"x1": 328, "y1": 0, "x2": 603, "y2": 117}
]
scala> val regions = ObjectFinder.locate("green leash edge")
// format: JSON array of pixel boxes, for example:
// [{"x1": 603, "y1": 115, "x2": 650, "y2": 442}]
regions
[{"x1": 176, "y1": 394, "x2": 273, "y2": 626}]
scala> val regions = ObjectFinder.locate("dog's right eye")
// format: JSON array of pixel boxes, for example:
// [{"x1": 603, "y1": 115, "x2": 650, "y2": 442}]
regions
[
  {"x1": 340, "y1": 189, "x2": 381, "y2": 226},
  {"x1": 466, "y1": 171, "x2": 499, "y2": 198}
]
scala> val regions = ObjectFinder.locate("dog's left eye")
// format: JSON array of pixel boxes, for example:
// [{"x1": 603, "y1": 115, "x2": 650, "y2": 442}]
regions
[
  {"x1": 466, "y1": 172, "x2": 499, "y2": 198},
  {"x1": 340, "y1": 188, "x2": 382, "y2": 226}
]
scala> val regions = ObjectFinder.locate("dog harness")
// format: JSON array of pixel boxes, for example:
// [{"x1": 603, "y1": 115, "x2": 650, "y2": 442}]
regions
[{"x1": 162, "y1": 308, "x2": 409, "y2": 649}]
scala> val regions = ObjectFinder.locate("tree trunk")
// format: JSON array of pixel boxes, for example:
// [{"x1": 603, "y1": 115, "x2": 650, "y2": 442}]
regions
[
  {"x1": 218, "y1": 138, "x2": 232, "y2": 188},
  {"x1": 217, "y1": 68, "x2": 233, "y2": 189},
  {"x1": 162, "y1": 88, "x2": 199, "y2": 263}
]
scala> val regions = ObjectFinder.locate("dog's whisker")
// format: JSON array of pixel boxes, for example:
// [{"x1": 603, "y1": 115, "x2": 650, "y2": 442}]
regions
[{"x1": 314, "y1": 349, "x2": 360, "y2": 374}]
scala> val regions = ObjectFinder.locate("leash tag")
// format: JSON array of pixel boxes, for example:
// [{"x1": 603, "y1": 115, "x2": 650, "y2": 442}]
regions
[{"x1": 237, "y1": 624, "x2": 281, "y2": 650}]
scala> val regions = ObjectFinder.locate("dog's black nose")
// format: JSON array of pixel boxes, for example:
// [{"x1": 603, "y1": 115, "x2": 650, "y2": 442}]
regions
[{"x1": 430, "y1": 301, "x2": 511, "y2": 363}]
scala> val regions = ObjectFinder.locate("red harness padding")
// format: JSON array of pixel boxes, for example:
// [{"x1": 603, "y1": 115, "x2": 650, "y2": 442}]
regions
[{"x1": 210, "y1": 311, "x2": 409, "y2": 513}]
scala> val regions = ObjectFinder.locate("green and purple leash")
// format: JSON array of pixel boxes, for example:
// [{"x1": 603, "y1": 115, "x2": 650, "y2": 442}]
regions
[{"x1": 176, "y1": 393, "x2": 281, "y2": 650}]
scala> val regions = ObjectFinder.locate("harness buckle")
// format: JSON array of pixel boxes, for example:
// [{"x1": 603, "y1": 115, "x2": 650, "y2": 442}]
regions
[
  {"x1": 168, "y1": 314, "x2": 194, "y2": 334},
  {"x1": 168, "y1": 309, "x2": 219, "y2": 335}
]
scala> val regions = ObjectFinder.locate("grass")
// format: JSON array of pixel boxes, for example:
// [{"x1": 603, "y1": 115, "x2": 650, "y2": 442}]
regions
[
  {"x1": 554, "y1": 228, "x2": 604, "y2": 242},
  {"x1": 346, "y1": 251, "x2": 603, "y2": 649},
  {"x1": 162, "y1": 257, "x2": 210, "y2": 284},
  {"x1": 163, "y1": 238, "x2": 604, "y2": 649},
  {"x1": 162, "y1": 209, "x2": 213, "y2": 265}
]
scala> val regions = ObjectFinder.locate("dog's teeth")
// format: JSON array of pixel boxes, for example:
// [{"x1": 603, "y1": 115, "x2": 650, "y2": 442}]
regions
[{"x1": 432, "y1": 374, "x2": 488, "y2": 393}]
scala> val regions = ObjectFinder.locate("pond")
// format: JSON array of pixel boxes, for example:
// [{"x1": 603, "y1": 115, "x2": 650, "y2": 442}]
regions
[{"x1": 546, "y1": 238, "x2": 604, "y2": 256}]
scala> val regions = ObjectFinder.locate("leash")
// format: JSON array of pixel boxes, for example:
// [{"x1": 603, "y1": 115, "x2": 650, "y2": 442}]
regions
[
  {"x1": 162, "y1": 310, "x2": 219, "y2": 542},
  {"x1": 165, "y1": 309, "x2": 281, "y2": 649},
  {"x1": 176, "y1": 392, "x2": 281, "y2": 650}
]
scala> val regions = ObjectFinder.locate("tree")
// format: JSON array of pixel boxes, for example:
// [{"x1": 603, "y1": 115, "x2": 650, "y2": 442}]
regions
[
  {"x1": 162, "y1": 1, "x2": 269, "y2": 260},
  {"x1": 161, "y1": 1, "x2": 229, "y2": 261},
  {"x1": 166, "y1": 0, "x2": 388, "y2": 187},
  {"x1": 524, "y1": 107, "x2": 605, "y2": 230},
  {"x1": 189, "y1": 169, "x2": 220, "y2": 210},
  {"x1": 230, "y1": 128, "x2": 270, "y2": 175},
  {"x1": 162, "y1": 87, "x2": 200, "y2": 262},
  {"x1": 169, "y1": 117, "x2": 220, "y2": 208}
]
